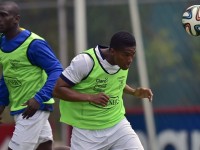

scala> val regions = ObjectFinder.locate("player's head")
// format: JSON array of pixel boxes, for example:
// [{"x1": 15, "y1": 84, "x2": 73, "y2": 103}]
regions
[
  {"x1": 0, "y1": 1, "x2": 20, "y2": 34},
  {"x1": 109, "y1": 31, "x2": 136, "y2": 70},
  {"x1": 110, "y1": 31, "x2": 136, "y2": 50}
]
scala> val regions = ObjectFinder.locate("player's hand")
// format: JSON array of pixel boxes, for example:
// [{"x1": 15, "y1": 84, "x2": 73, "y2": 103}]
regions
[
  {"x1": 22, "y1": 98, "x2": 40, "y2": 119},
  {"x1": 88, "y1": 93, "x2": 110, "y2": 107},
  {"x1": 133, "y1": 88, "x2": 153, "y2": 102}
]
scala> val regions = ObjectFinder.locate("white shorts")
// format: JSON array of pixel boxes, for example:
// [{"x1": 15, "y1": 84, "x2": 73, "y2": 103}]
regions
[
  {"x1": 70, "y1": 118, "x2": 144, "y2": 150},
  {"x1": 9, "y1": 110, "x2": 53, "y2": 150}
]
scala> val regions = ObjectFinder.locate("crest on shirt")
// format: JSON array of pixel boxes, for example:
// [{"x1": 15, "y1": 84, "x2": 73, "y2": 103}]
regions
[
  {"x1": 93, "y1": 77, "x2": 108, "y2": 92},
  {"x1": 4, "y1": 76, "x2": 22, "y2": 87},
  {"x1": 117, "y1": 76, "x2": 126, "y2": 89},
  {"x1": 9, "y1": 59, "x2": 20, "y2": 70}
]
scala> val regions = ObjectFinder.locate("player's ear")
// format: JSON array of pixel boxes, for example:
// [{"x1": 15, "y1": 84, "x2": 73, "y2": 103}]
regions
[
  {"x1": 14, "y1": 14, "x2": 20, "y2": 24},
  {"x1": 109, "y1": 48, "x2": 115, "y2": 55}
]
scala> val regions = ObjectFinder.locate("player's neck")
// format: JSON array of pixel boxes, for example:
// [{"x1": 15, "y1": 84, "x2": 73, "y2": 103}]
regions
[
  {"x1": 4, "y1": 26, "x2": 21, "y2": 40},
  {"x1": 101, "y1": 48, "x2": 115, "y2": 65}
]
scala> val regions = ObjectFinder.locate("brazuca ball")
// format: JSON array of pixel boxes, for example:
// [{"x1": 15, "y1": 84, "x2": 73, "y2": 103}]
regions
[{"x1": 182, "y1": 5, "x2": 200, "y2": 36}]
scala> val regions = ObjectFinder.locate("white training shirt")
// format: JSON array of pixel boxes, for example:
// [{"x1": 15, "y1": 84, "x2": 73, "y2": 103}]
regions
[{"x1": 62, "y1": 45, "x2": 120, "y2": 84}]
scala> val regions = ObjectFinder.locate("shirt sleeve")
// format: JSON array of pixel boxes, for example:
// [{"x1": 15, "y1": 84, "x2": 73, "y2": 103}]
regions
[
  {"x1": 28, "y1": 39, "x2": 63, "y2": 104},
  {"x1": 0, "y1": 75, "x2": 9, "y2": 106},
  {"x1": 61, "y1": 53, "x2": 94, "y2": 85}
]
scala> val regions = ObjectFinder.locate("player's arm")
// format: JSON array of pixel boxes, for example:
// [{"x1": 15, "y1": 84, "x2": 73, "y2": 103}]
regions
[
  {"x1": 22, "y1": 39, "x2": 63, "y2": 119},
  {"x1": 28, "y1": 39, "x2": 63, "y2": 104},
  {"x1": 53, "y1": 77, "x2": 109, "y2": 106},
  {"x1": 123, "y1": 84, "x2": 153, "y2": 102},
  {"x1": 53, "y1": 54, "x2": 109, "y2": 107}
]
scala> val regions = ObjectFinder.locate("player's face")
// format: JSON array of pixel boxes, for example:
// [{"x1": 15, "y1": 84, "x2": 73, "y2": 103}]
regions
[
  {"x1": 0, "y1": 4, "x2": 19, "y2": 34},
  {"x1": 113, "y1": 46, "x2": 136, "y2": 70}
]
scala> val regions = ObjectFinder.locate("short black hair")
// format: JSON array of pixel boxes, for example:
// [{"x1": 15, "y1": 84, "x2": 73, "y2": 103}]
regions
[{"x1": 109, "y1": 31, "x2": 136, "y2": 50}]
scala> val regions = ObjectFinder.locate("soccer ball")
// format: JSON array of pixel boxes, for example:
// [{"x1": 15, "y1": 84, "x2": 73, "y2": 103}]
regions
[{"x1": 182, "y1": 5, "x2": 200, "y2": 36}]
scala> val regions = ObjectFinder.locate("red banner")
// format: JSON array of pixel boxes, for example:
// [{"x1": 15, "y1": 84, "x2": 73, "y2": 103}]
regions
[{"x1": 0, "y1": 124, "x2": 14, "y2": 148}]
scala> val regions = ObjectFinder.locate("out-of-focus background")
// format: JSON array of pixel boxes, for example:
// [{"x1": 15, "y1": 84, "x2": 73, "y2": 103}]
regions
[{"x1": 0, "y1": 0, "x2": 200, "y2": 150}]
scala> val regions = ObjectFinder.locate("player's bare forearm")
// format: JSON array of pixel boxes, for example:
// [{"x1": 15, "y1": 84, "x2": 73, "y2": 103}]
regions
[
  {"x1": 123, "y1": 84, "x2": 136, "y2": 95},
  {"x1": 53, "y1": 78, "x2": 109, "y2": 106},
  {"x1": 53, "y1": 86, "x2": 109, "y2": 106},
  {"x1": 54, "y1": 86, "x2": 91, "y2": 102},
  {"x1": 123, "y1": 84, "x2": 153, "y2": 102}
]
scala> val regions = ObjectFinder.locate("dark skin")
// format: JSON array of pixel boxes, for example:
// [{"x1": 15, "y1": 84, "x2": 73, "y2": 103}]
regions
[
  {"x1": 0, "y1": 2, "x2": 20, "y2": 39},
  {"x1": 103, "y1": 47, "x2": 135, "y2": 70},
  {"x1": 0, "y1": 1, "x2": 51, "y2": 150},
  {"x1": 53, "y1": 47, "x2": 153, "y2": 106}
]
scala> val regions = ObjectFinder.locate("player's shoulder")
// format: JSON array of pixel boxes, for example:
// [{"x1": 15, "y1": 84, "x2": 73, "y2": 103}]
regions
[
  {"x1": 73, "y1": 53, "x2": 94, "y2": 65},
  {"x1": 20, "y1": 28, "x2": 44, "y2": 41},
  {"x1": 20, "y1": 28, "x2": 31, "y2": 37}
]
